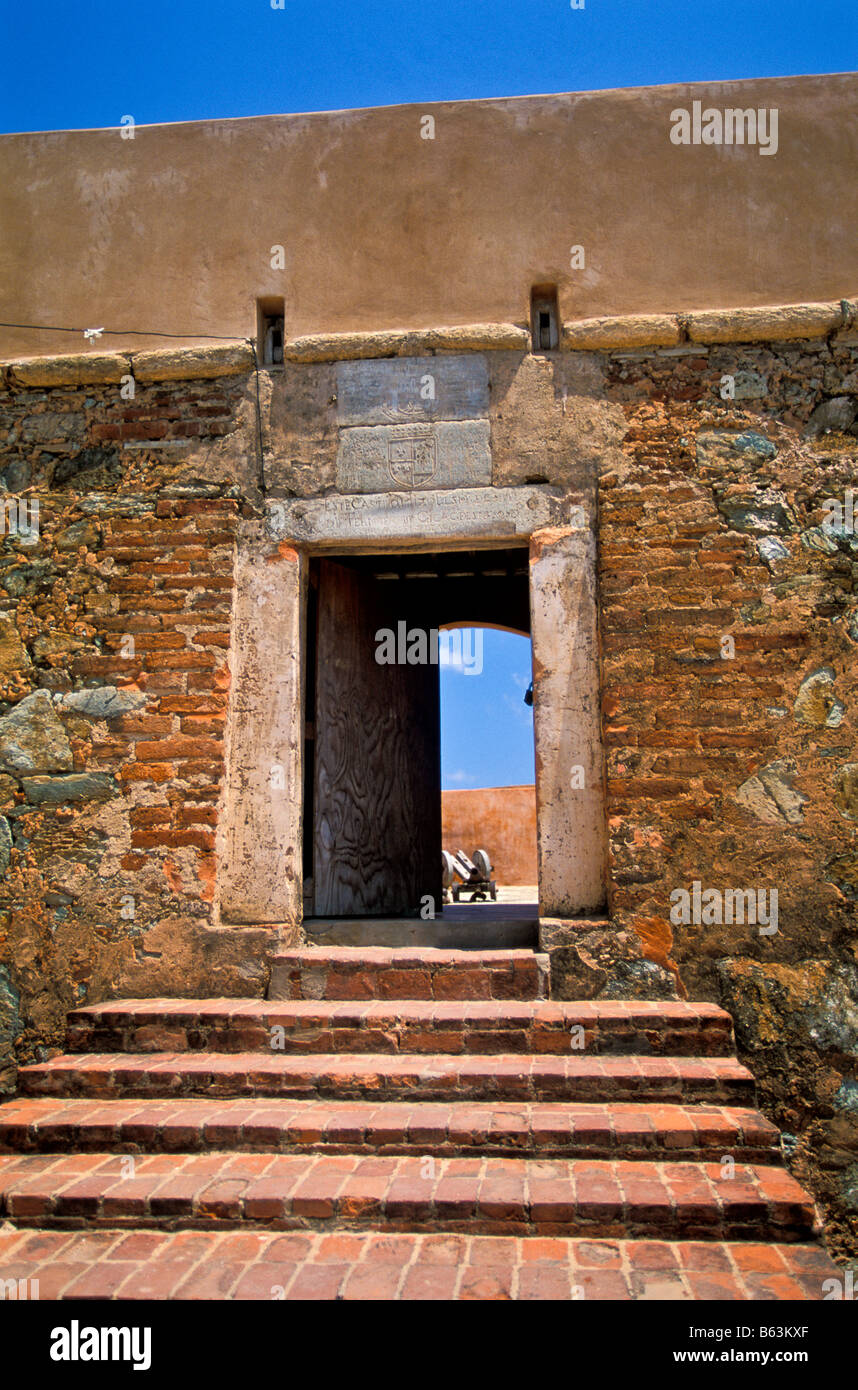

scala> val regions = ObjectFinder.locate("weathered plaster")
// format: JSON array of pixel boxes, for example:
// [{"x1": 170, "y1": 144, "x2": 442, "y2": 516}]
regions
[
  {"x1": 218, "y1": 532, "x2": 305, "y2": 925},
  {"x1": 1, "y1": 74, "x2": 856, "y2": 357},
  {"x1": 530, "y1": 525, "x2": 608, "y2": 916}
]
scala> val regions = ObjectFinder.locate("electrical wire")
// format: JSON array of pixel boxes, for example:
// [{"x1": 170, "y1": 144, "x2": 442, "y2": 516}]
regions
[
  {"x1": 247, "y1": 338, "x2": 266, "y2": 495},
  {"x1": 0, "y1": 322, "x2": 247, "y2": 340}
]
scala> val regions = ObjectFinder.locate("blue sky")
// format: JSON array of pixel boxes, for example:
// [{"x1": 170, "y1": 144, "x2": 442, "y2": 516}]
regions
[
  {"x1": 441, "y1": 629, "x2": 534, "y2": 790},
  {"x1": 0, "y1": 0, "x2": 854, "y2": 133}
]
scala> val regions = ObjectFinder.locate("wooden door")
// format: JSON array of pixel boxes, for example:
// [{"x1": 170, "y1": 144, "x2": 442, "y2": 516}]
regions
[{"x1": 313, "y1": 559, "x2": 441, "y2": 916}]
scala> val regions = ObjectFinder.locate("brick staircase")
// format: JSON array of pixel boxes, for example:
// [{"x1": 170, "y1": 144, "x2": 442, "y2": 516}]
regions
[{"x1": 0, "y1": 947, "x2": 840, "y2": 1299}]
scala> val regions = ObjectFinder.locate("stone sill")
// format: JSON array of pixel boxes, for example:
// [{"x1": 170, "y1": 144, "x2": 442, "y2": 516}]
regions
[
  {"x1": 284, "y1": 323, "x2": 530, "y2": 362},
  {"x1": 2, "y1": 298, "x2": 856, "y2": 386},
  {"x1": 0, "y1": 342, "x2": 254, "y2": 390}
]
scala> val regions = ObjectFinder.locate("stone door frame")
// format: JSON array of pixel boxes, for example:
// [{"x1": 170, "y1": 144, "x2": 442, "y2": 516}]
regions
[{"x1": 217, "y1": 491, "x2": 608, "y2": 927}]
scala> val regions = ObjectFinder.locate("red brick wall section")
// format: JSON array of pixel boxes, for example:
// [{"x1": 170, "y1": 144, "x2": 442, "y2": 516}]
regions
[
  {"x1": 598, "y1": 338, "x2": 858, "y2": 1258},
  {"x1": 0, "y1": 368, "x2": 260, "y2": 1093},
  {"x1": 103, "y1": 499, "x2": 235, "y2": 872}
]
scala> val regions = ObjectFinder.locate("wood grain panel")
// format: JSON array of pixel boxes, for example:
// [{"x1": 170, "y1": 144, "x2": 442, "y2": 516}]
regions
[{"x1": 313, "y1": 559, "x2": 441, "y2": 916}]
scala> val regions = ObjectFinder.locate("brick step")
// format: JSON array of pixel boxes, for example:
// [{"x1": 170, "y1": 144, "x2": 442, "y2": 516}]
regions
[
  {"x1": 65, "y1": 998, "x2": 736, "y2": 1057},
  {"x1": 268, "y1": 947, "x2": 549, "y2": 1001},
  {"x1": 0, "y1": 1224, "x2": 838, "y2": 1300},
  {"x1": 0, "y1": 1153, "x2": 818, "y2": 1241},
  {"x1": 0, "y1": 1097, "x2": 781, "y2": 1161},
  {"x1": 17, "y1": 1052, "x2": 757, "y2": 1104}
]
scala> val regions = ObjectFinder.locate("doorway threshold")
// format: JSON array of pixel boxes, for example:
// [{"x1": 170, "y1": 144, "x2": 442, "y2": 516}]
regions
[{"x1": 304, "y1": 895, "x2": 539, "y2": 950}]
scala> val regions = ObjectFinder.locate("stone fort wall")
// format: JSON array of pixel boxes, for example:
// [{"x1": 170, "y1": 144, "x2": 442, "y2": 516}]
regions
[{"x1": 0, "y1": 300, "x2": 857, "y2": 1259}]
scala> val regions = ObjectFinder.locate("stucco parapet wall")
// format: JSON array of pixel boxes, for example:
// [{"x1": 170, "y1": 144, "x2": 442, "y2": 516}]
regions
[{"x1": 285, "y1": 323, "x2": 530, "y2": 362}]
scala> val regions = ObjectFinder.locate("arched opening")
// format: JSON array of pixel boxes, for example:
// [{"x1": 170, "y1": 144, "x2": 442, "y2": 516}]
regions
[{"x1": 439, "y1": 624, "x2": 537, "y2": 909}]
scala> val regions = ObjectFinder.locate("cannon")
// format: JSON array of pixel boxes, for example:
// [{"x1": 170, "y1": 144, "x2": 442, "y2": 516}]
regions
[{"x1": 442, "y1": 847, "x2": 497, "y2": 903}]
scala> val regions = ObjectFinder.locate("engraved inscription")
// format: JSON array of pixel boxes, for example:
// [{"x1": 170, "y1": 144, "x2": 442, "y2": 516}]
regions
[
  {"x1": 337, "y1": 355, "x2": 489, "y2": 428},
  {"x1": 265, "y1": 485, "x2": 580, "y2": 548}
]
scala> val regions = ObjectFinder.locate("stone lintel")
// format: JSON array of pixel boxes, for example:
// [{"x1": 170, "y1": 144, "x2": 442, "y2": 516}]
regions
[
  {"x1": 130, "y1": 342, "x2": 254, "y2": 381},
  {"x1": 2, "y1": 341, "x2": 253, "y2": 388},
  {"x1": 5, "y1": 352, "x2": 132, "y2": 387},
  {"x1": 4, "y1": 299, "x2": 855, "y2": 387},
  {"x1": 560, "y1": 301, "x2": 854, "y2": 351},
  {"x1": 265, "y1": 486, "x2": 581, "y2": 550}
]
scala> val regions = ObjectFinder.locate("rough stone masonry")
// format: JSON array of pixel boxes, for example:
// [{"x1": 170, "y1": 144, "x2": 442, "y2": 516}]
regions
[{"x1": 0, "y1": 295, "x2": 857, "y2": 1264}]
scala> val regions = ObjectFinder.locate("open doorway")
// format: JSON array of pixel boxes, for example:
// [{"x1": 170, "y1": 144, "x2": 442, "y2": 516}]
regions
[
  {"x1": 439, "y1": 625, "x2": 538, "y2": 917},
  {"x1": 302, "y1": 546, "x2": 533, "y2": 920}
]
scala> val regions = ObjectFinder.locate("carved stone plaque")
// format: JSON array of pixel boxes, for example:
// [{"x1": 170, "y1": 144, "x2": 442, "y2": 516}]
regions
[
  {"x1": 338, "y1": 420, "x2": 491, "y2": 493},
  {"x1": 336, "y1": 356, "x2": 489, "y2": 427},
  {"x1": 336, "y1": 356, "x2": 492, "y2": 493}
]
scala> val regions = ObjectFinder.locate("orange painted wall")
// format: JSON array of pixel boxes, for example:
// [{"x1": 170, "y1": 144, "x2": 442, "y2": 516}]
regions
[{"x1": 441, "y1": 785, "x2": 537, "y2": 886}]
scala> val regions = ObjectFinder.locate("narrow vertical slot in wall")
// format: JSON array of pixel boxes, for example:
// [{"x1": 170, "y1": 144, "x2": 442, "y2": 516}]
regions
[
  {"x1": 256, "y1": 296, "x2": 285, "y2": 366},
  {"x1": 530, "y1": 284, "x2": 559, "y2": 352}
]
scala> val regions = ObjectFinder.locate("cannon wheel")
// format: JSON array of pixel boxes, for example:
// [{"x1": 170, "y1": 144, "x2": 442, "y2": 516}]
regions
[
  {"x1": 441, "y1": 850, "x2": 456, "y2": 889},
  {"x1": 473, "y1": 848, "x2": 492, "y2": 880}
]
